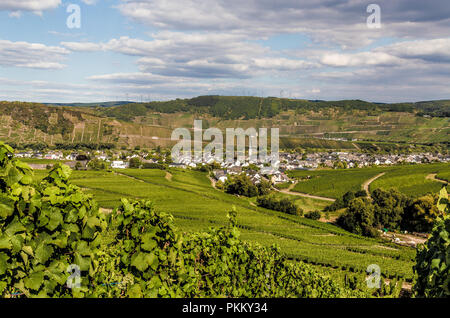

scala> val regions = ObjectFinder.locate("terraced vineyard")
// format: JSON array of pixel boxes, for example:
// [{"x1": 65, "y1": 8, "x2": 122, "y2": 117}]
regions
[
  {"x1": 287, "y1": 163, "x2": 449, "y2": 199},
  {"x1": 31, "y1": 167, "x2": 418, "y2": 283}
]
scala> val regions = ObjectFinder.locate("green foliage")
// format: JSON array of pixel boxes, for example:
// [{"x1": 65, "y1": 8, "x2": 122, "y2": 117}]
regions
[
  {"x1": 142, "y1": 162, "x2": 166, "y2": 170},
  {"x1": 257, "y1": 195, "x2": 303, "y2": 216},
  {"x1": 335, "y1": 187, "x2": 444, "y2": 236},
  {"x1": 0, "y1": 142, "x2": 106, "y2": 297},
  {"x1": 98, "y1": 202, "x2": 345, "y2": 298},
  {"x1": 337, "y1": 198, "x2": 378, "y2": 238},
  {"x1": 372, "y1": 189, "x2": 410, "y2": 230},
  {"x1": 305, "y1": 211, "x2": 322, "y2": 221},
  {"x1": 129, "y1": 157, "x2": 141, "y2": 169},
  {"x1": 224, "y1": 174, "x2": 260, "y2": 197},
  {"x1": 325, "y1": 190, "x2": 367, "y2": 212},
  {"x1": 437, "y1": 186, "x2": 449, "y2": 213},
  {"x1": 88, "y1": 159, "x2": 108, "y2": 171},
  {"x1": 413, "y1": 215, "x2": 450, "y2": 298},
  {"x1": 402, "y1": 195, "x2": 443, "y2": 233}
]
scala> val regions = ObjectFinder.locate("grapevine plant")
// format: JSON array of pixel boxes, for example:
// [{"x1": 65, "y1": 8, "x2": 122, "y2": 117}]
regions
[
  {"x1": 0, "y1": 142, "x2": 106, "y2": 297},
  {"x1": 413, "y1": 186, "x2": 450, "y2": 298}
]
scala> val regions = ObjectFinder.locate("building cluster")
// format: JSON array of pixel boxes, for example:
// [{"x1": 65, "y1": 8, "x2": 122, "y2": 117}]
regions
[
  {"x1": 15, "y1": 149, "x2": 449, "y2": 185},
  {"x1": 279, "y1": 152, "x2": 450, "y2": 170}
]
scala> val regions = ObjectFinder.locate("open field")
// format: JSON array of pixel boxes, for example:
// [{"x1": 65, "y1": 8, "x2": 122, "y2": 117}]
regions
[
  {"x1": 287, "y1": 163, "x2": 449, "y2": 199},
  {"x1": 31, "y1": 167, "x2": 418, "y2": 281}
]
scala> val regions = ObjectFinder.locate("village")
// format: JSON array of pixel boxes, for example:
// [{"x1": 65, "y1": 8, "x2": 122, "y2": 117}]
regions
[{"x1": 14, "y1": 148, "x2": 450, "y2": 186}]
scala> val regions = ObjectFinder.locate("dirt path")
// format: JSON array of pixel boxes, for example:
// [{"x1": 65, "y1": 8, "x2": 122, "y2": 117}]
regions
[
  {"x1": 275, "y1": 186, "x2": 336, "y2": 202},
  {"x1": 426, "y1": 173, "x2": 448, "y2": 184},
  {"x1": 362, "y1": 172, "x2": 386, "y2": 195},
  {"x1": 208, "y1": 176, "x2": 217, "y2": 189}
]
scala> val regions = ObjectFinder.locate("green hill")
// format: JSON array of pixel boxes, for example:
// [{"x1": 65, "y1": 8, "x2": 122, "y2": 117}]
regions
[{"x1": 0, "y1": 97, "x2": 448, "y2": 150}]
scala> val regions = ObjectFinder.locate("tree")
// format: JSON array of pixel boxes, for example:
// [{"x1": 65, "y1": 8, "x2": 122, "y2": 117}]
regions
[
  {"x1": 403, "y1": 195, "x2": 442, "y2": 233},
  {"x1": 371, "y1": 189, "x2": 410, "y2": 230},
  {"x1": 129, "y1": 157, "x2": 141, "y2": 169},
  {"x1": 337, "y1": 198, "x2": 378, "y2": 237},
  {"x1": 225, "y1": 174, "x2": 259, "y2": 197},
  {"x1": 88, "y1": 158, "x2": 107, "y2": 171},
  {"x1": 257, "y1": 178, "x2": 272, "y2": 196}
]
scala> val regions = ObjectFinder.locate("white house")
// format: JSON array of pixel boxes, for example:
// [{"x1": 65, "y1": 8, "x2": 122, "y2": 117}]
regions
[{"x1": 111, "y1": 161, "x2": 128, "y2": 169}]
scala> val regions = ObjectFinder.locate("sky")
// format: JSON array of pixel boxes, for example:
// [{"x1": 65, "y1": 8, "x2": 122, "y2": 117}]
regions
[{"x1": 0, "y1": 0, "x2": 449, "y2": 103}]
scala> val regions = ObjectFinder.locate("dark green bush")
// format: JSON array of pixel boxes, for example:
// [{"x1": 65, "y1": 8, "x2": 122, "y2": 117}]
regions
[{"x1": 305, "y1": 210, "x2": 322, "y2": 221}]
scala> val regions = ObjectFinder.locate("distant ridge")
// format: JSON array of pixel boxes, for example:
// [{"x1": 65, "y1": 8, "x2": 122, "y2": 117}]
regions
[
  {"x1": 0, "y1": 96, "x2": 448, "y2": 149},
  {"x1": 44, "y1": 101, "x2": 135, "y2": 108}
]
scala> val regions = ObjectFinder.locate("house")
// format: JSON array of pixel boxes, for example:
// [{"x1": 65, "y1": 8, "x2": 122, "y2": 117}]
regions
[
  {"x1": 227, "y1": 166, "x2": 242, "y2": 175},
  {"x1": 213, "y1": 170, "x2": 227, "y2": 180},
  {"x1": 169, "y1": 163, "x2": 187, "y2": 169},
  {"x1": 271, "y1": 172, "x2": 290, "y2": 184},
  {"x1": 111, "y1": 161, "x2": 128, "y2": 169}
]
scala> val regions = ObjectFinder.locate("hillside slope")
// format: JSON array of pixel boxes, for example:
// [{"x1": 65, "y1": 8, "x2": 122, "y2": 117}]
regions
[{"x1": 0, "y1": 97, "x2": 448, "y2": 149}]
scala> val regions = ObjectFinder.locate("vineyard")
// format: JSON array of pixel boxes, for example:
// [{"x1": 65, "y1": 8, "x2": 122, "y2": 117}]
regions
[
  {"x1": 2, "y1": 143, "x2": 449, "y2": 297},
  {"x1": 31, "y1": 167, "x2": 418, "y2": 283},
  {"x1": 0, "y1": 142, "x2": 361, "y2": 298},
  {"x1": 288, "y1": 163, "x2": 449, "y2": 199}
]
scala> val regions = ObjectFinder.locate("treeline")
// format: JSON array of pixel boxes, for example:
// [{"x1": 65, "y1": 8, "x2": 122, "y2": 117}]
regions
[
  {"x1": 54, "y1": 143, "x2": 115, "y2": 150},
  {"x1": 98, "y1": 96, "x2": 450, "y2": 121},
  {"x1": 330, "y1": 188, "x2": 446, "y2": 237}
]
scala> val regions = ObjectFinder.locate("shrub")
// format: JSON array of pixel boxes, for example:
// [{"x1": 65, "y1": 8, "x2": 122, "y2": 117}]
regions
[
  {"x1": 142, "y1": 162, "x2": 166, "y2": 170},
  {"x1": 305, "y1": 210, "x2": 322, "y2": 220},
  {"x1": 257, "y1": 195, "x2": 303, "y2": 216}
]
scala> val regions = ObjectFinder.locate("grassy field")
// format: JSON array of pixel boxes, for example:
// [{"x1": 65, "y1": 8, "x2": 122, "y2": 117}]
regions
[
  {"x1": 31, "y1": 166, "x2": 418, "y2": 282},
  {"x1": 287, "y1": 163, "x2": 449, "y2": 199}
]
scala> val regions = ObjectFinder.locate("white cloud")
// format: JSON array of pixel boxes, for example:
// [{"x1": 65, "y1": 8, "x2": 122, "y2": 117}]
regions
[
  {"x1": 0, "y1": 0, "x2": 61, "y2": 15},
  {"x1": 61, "y1": 41, "x2": 103, "y2": 52},
  {"x1": 382, "y1": 38, "x2": 450, "y2": 63},
  {"x1": 0, "y1": 40, "x2": 69, "y2": 69},
  {"x1": 62, "y1": 33, "x2": 315, "y2": 79},
  {"x1": 117, "y1": 0, "x2": 450, "y2": 49},
  {"x1": 81, "y1": 0, "x2": 98, "y2": 5},
  {"x1": 320, "y1": 52, "x2": 403, "y2": 67}
]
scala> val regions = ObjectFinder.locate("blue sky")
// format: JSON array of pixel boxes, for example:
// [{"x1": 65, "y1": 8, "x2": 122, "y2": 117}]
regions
[{"x1": 0, "y1": 0, "x2": 449, "y2": 103}]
